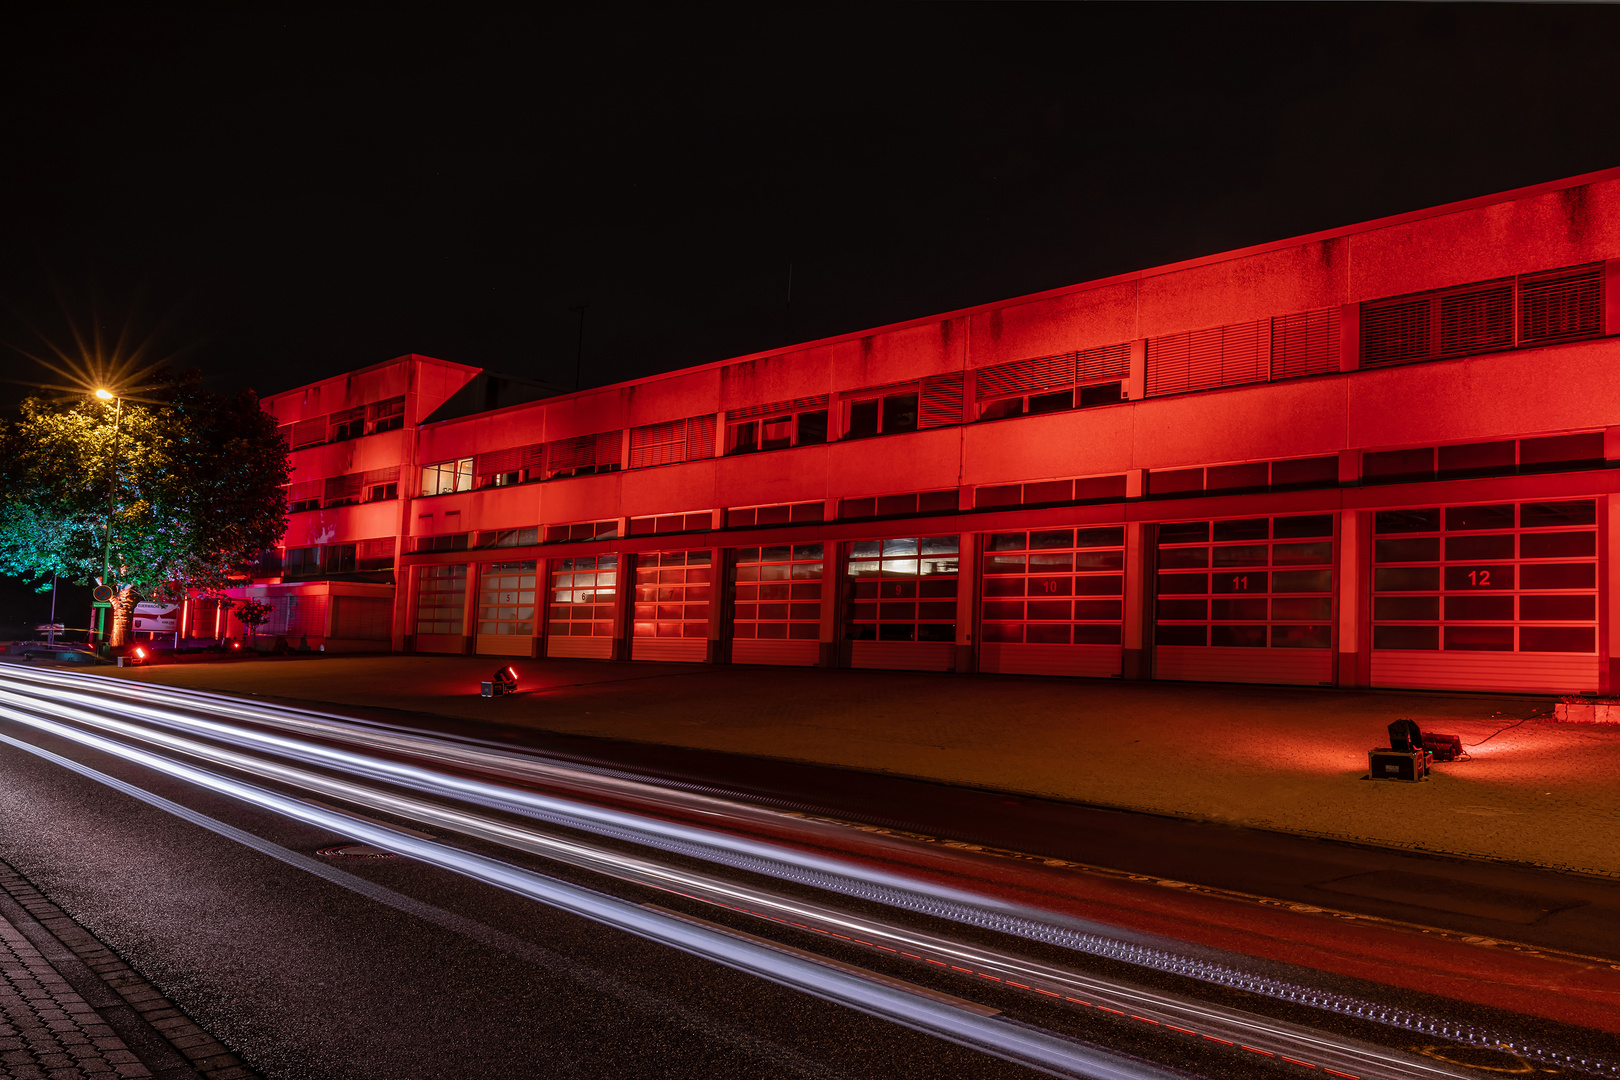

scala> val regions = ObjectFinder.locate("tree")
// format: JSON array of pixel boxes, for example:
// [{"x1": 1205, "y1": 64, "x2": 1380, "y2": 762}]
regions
[
  {"x1": 0, "y1": 374, "x2": 290, "y2": 645},
  {"x1": 232, "y1": 598, "x2": 272, "y2": 644}
]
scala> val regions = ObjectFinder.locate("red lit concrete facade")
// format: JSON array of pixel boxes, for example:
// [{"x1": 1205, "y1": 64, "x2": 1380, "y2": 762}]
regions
[{"x1": 220, "y1": 168, "x2": 1620, "y2": 695}]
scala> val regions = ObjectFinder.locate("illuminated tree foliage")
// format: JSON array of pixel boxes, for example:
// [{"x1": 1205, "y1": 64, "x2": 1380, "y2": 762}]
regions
[{"x1": 0, "y1": 376, "x2": 289, "y2": 644}]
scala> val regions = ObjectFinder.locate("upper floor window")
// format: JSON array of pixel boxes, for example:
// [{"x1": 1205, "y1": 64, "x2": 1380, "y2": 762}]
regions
[
  {"x1": 846, "y1": 392, "x2": 917, "y2": 439},
  {"x1": 422, "y1": 458, "x2": 473, "y2": 496},
  {"x1": 329, "y1": 407, "x2": 365, "y2": 442},
  {"x1": 726, "y1": 407, "x2": 829, "y2": 454},
  {"x1": 369, "y1": 397, "x2": 406, "y2": 433}
]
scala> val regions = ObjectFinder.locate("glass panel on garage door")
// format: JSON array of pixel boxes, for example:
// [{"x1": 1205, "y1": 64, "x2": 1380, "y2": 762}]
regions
[
  {"x1": 1370, "y1": 500, "x2": 1599, "y2": 692},
  {"x1": 1154, "y1": 515, "x2": 1335, "y2": 684}
]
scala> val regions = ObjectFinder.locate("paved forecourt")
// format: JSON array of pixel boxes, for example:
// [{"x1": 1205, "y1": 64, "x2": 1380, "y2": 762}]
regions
[{"x1": 69, "y1": 654, "x2": 1620, "y2": 879}]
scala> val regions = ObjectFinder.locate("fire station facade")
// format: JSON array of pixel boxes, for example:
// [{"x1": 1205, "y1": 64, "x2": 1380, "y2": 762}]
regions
[{"x1": 223, "y1": 168, "x2": 1620, "y2": 696}]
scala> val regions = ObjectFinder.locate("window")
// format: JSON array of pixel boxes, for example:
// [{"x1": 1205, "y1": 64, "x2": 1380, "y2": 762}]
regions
[
  {"x1": 422, "y1": 458, "x2": 473, "y2": 496},
  {"x1": 629, "y1": 415, "x2": 717, "y2": 469},
  {"x1": 478, "y1": 561, "x2": 536, "y2": 637},
  {"x1": 628, "y1": 512, "x2": 713, "y2": 536},
  {"x1": 981, "y1": 529, "x2": 1125, "y2": 646},
  {"x1": 329, "y1": 408, "x2": 365, "y2": 442},
  {"x1": 725, "y1": 396, "x2": 831, "y2": 455},
  {"x1": 476, "y1": 527, "x2": 539, "y2": 548},
  {"x1": 633, "y1": 551, "x2": 713, "y2": 640},
  {"x1": 839, "y1": 490, "x2": 959, "y2": 519},
  {"x1": 415, "y1": 564, "x2": 467, "y2": 636},
  {"x1": 974, "y1": 475, "x2": 1129, "y2": 509},
  {"x1": 369, "y1": 397, "x2": 406, "y2": 433},
  {"x1": 357, "y1": 538, "x2": 396, "y2": 571},
  {"x1": 323, "y1": 473, "x2": 363, "y2": 507},
  {"x1": 727, "y1": 502, "x2": 824, "y2": 527},
  {"x1": 1372, "y1": 501, "x2": 1597, "y2": 654},
  {"x1": 368, "y1": 482, "x2": 398, "y2": 502},
  {"x1": 548, "y1": 555, "x2": 618, "y2": 639},
  {"x1": 284, "y1": 546, "x2": 321, "y2": 579},
  {"x1": 544, "y1": 431, "x2": 622, "y2": 479},
  {"x1": 287, "y1": 480, "x2": 322, "y2": 512},
  {"x1": 416, "y1": 533, "x2": 469, "y2": 552},
  {"x1": 842, "y1": 374, "x2": 963, "y2": 439},
  {"x1": 733, "y1": 544, "x2": 822, "y2": 642},
  {"x1": 845, "y1": 536, "x2": 959, "y2": 642},
  {"x1": 322, "y1": 544, "x2": 357, "y2": 574},
  {"x1": 976, "y1": 344, "x2": 1132, "y2": 420},
  {"x1": 543, "y1": 520, "x2": 618, "y2": 543},
  {"x1": 1155, "y1": 516, "x2": 1335, "y2": 649}
]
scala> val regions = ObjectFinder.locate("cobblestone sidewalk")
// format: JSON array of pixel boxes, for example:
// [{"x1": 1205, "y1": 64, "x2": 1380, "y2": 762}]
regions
[{"x1": 0, "y1": 862, "x2": 255, "y2": 1080}]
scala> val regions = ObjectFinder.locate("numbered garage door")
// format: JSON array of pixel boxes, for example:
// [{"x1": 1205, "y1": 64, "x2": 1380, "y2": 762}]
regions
[
  {"x1": 546, "y1": 555, "x2": 618, "y2": 659},
  {"x1": 845, "y1": 536, "x2": 959, "y2": 670},
  {"x1": 1155, "y1": 514, "x2": 1335, "y2": 685},
  {"x1": 1371, "y1": 500, "x2": 1600, "y2": 693},
  {"x1": 979, "y1": 527, "x2": 1124, "y2": 677},
  {"x1": 631, "y1": 550, "x2": 712, "y2": 662},
  {"x1": 732, "y1": 543, "x2": 823, "y2": 666}
]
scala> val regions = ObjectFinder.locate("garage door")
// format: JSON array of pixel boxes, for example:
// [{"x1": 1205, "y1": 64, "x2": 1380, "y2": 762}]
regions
[
  {"x1": 846, "y1": 535, "x2": 958, "y2": 671},
  {"x1": 979, "y1": 526, "x2": 1124, "y2": 678},
  {"x1": 732, "y1": 543, "x2": 822, "y2": 666},
  {"x1": 547, "y1": 554, "x2": 617, "y2": 659},
  {"x1": 1371, "y1": 500, "x2": 1600, "y2": 693},
  {"x1": 631, "y1": 550, "x2": 711, "y2": 663},
  {"x1": 1154, "y1": 514, "x2": 1335, "y2": 685}
]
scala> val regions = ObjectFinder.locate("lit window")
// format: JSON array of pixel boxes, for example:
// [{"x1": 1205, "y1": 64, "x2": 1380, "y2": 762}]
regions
[{"x1": 421, "y1": 458, "x2": 473, "y2": 496}]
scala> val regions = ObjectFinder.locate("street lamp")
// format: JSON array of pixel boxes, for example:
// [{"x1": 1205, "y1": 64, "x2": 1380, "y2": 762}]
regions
[{"x1": 96, "y1": 388, "x2": 123, "y2": 643}]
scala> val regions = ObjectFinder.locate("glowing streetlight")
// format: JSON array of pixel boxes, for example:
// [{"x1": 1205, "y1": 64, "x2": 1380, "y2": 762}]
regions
[{"x1": 96, "y1": 388, "x2": 124, "y2": 643}]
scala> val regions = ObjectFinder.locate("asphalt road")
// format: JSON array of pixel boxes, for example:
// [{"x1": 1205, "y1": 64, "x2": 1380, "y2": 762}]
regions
[{"x1": 0, "y1": 671, "x2": 1614, "y2": 1079}]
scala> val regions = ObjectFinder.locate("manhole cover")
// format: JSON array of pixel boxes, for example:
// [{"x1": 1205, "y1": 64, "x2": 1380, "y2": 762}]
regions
[{"x1": 316, "y1": 844, "x2": 397, "y2": 859}]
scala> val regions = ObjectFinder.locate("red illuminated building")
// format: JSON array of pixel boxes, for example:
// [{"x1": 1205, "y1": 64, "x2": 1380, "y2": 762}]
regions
[{"x1": 205, "y1": 168, "x2": 1620, "y2": 695}]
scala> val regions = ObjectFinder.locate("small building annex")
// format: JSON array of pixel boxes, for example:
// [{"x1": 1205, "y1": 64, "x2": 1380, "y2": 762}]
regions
[{"x1": 208, "y1": 167, "x2": 1620, "y2": 696}]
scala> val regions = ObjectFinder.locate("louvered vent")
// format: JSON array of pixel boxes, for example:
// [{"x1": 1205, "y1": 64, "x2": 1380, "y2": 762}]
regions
[
  {"x1": 727, "y1": 395, "x2": 828, "y2": 423},
  {"x1": 1519, "y1": 264, "x2": 1603, "y2": 344},
  {"x1": 323, "y1": 473, "x2": 363, "y2": 503},
  {"x1": 629, "y1": 419, "x2": 687, "y2": 468},
  {"x1": 475, "y1": 447, "x2": 523, "y2": 476},
  {"x1": 289, "y1": 417, "x2": 326, "y2": 448},
  {"x1": 975, "y1": 354, "x2": 1073, "y2": 401},
  {"x1": 1076, "y1": 342, "x2": 1131, "y2": 383},
  {"x1": 358, "y1": 538, "x2": 395, "y2": 560},
  {"x1": 1438, "y1": 282, "x2": 1513, "y2": 355},
  {"x1": 594, "y1": 430, "x2": 623, "y2": 467},
  {"x1": 547, "y1": 433, "x2": 603, "y2": 472},
  {"x1": 919, "y1": 373, "x2": 964, "y2": 427},
  {"x1": 1359, "y1": 297, "x2": 1431, "y2": 368},
  {"x1": 286, "y1": 479, "x2": 322, "y2": 505},
  {"x1": 519, "y1": 443, "x2": 546, "y2": 469},
  {"x1": 1146, "y1": 318, "x2": 1267, "y2": 397},
  {"x1": 1270, "y1": 308, "x2": 1340, "y2": 380},
  {"x1": 686, "y1": 414, "x2": 717, "y2": 459},
  {"x1": 361, "y1": 466, "x2": 399, "y2": 486}
]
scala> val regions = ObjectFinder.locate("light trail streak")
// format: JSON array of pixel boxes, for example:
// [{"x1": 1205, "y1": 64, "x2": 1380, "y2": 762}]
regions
[
  {"x1": 0, "y1": 667, "x2": 1608, "y2": 1078},
  {"x1": 0, "y1": 684, "x2": 1460, "y2": 1077},
  {"x1": 0, "y1": 701, "x2": 1178, "y2": 1080}
]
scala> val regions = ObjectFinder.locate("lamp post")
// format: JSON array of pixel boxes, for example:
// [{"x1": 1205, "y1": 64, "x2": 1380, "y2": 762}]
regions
[{"x1": 95, "y1": 388, "x2": 123, "y2": 643}]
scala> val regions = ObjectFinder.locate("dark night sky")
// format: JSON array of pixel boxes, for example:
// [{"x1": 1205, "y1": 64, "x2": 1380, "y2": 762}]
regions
[{"x1": 3, "y1": 5, "x2": 1620, "y2": 410}]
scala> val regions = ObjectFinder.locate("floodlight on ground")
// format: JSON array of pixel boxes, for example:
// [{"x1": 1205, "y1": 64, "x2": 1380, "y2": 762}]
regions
[{"x1": 480, "y1": 665, "x2": 519, "y2": 698}]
